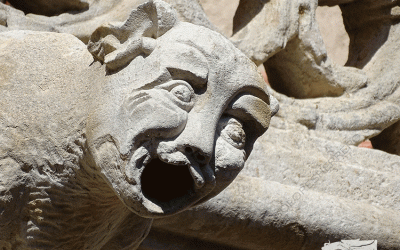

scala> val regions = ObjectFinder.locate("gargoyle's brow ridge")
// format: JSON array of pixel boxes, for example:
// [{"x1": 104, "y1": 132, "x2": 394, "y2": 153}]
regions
[{"x1": 166, "y1": 67, "x2": 208, "y2": 90}]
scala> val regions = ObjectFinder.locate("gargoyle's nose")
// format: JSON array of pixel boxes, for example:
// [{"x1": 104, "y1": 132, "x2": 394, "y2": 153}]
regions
[
  {"x1": 157, "y1": 116, "x2": 215, "y2": 166},
  {"x1": 168, "y1": 110, "x2": 216, "y2": 165},
  {"x1": 157, "y1": 137, "x2": 213, "y2": 167},
  {"x1": 182, "y1": 144, "x2": 210, "y2": 165}
]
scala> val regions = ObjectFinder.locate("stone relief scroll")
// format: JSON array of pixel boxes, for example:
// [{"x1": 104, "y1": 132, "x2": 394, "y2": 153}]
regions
[{"x1": 0, "y1": 0, "x2": 277, "y2": 249}]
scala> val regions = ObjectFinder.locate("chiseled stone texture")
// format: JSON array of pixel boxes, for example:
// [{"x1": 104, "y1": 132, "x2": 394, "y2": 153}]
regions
[
  {"x1": 2, "y1": 0, "x2": 400, "y2": 249},
  {"x1": 0, "y1": 0, "x2": 218, "y2": 44},
  {"x1": 0, "y1": 1, "x2": 277, "y2": 249},
  {"x1": 147, "y1": 130, "x2": 400, "y2": 249},
  {"x1": 141, "y1": 0, "x2": 400, "y2": 249}
]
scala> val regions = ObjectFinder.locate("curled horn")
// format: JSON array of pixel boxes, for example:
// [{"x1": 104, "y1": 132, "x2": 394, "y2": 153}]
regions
[{"x1": 87, "y1": 0, "x2": 179, "y2": 70}]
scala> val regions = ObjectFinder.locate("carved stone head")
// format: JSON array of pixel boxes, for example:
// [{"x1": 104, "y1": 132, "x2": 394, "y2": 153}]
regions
[{"x1": 86, "y1": 0, "x2": 279, "y2": 218}]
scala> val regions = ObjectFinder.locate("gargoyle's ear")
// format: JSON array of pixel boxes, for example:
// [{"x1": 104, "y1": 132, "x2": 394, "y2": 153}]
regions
[{"x1": 87, "y1": 0, "x2": 179, "y2": 70}]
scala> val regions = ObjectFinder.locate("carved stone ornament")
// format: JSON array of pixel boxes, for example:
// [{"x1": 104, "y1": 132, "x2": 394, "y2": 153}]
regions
[{"x1": 0, "y1": 0, "x2": 278, "y2": 249}]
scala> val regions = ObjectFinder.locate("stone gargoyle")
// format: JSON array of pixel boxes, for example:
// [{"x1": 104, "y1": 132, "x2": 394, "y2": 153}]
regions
[{"x1": 0, "y1": 0, "x2": 278, "y2": 249}]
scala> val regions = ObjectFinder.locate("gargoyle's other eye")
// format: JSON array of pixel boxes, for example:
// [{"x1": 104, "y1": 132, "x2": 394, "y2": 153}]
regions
[
  {"x1": 219, "y1": 117, "x2": 246, "y2": 149},
  {"x1": 170, "y1": 85, "x2": 192, "y2": 102}
]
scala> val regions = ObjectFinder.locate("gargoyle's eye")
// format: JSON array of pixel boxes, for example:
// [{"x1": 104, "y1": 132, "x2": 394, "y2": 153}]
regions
[
  {"x1": 155, "y1": 80, "x2": 195, "y2": 111},
  {"x1": 170, "y1": 85, "x2": 192, "y2": 102},
  {"x1": 219, "y1": 117, "x2": 246, "y2": 149}
]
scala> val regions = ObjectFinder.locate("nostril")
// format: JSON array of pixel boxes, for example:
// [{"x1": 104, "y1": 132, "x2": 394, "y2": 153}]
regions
[
  {"x1": 195, "y1": 153, "x2": 205, "y2": 162},
  {"x1": 182, "y1": 146, "x2": 208, "y2": 163}
]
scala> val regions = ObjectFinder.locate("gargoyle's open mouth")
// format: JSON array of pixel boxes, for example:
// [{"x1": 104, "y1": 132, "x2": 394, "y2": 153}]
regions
[{"x1": 141, "y1": 158, "x2": 195, "y2": 204}]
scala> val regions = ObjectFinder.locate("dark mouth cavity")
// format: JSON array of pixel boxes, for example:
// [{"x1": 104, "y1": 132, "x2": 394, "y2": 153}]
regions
[{"x1": 141, "y1": 158, "x2": 194, "y2": 203}]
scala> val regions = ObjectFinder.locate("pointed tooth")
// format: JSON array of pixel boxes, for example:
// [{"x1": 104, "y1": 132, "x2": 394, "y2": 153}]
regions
[
  {"x1": 124, "y1": 157, "x2": 138, "y2": 185},
  {"x1": 124, "y1": 146, "x2": 149, "y2": 184},
  {"x1": 203, "y1": 164, "x2": 216, "y2": 185},
  {"x1": 142, "y1": 153, "x2": 152, "y2": 166},
  {"x1": 189, "y1": 164, "x2": 205, "y2": 189}
]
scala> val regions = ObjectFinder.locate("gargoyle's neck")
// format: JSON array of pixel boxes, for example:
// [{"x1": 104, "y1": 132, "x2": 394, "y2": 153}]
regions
[{"x1": 24, "y1": 139, "x2": 152, "y2": 250}]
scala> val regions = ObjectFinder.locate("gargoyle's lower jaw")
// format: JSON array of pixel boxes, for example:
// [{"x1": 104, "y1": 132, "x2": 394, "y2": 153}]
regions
[
  {"x1": 91, "y1": 140, "x2": 215, "y2": 217},
  {"x1": 130, "y1": 157, "x2": 216, "y2": 218}
]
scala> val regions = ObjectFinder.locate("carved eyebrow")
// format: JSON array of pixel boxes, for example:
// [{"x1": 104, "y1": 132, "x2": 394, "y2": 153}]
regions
[
  {"x1": 131, "y1": 41, "x2": 209, "y2": 91},
  {"x1": 166, "y1": 65, "x2": 208, "y2": 90},
  {"x1": 164, "y1": 40, "x2": 209, "y2": 89},
  {"x1": 225, "y1": 92, "x2": 272, "y2": 131},
  {"x1": 158, "y1": 41, "x2": 209, "y2": 89}
]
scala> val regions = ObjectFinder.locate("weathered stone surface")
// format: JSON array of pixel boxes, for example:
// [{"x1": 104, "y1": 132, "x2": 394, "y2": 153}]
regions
[
  {"x1": 232, "y1": 0, "x2": 367, "y2": 99},
  {"x1": 0, "y1": 1, "x2": 276, "y2": 249},
  {"x1": 2, "y1": 0, "x2": 400, "y2": 249},
  {"x1": 148, "y1": 128, "x2": 400, "y2": 249},
  {"x1": 0, "y1": 0, "x2": 134, "y2": 43},
  {"x1": 140, "y1": 1, "x2": 400, "y2": 249},
  {"x1": 0, "y1": 0, "x2": 218, "y2": 44}
]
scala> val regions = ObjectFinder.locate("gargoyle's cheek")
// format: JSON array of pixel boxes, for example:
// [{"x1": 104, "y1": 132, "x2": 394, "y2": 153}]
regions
[
  {"x1": 195, "y1": 137, "x2": 246, "y2": 204},
  {"x1": 91, "y1": 141, "x2": 127, "y2": 191},
  {"x1": 214, "y1": 137, "x2": 246, "y2": 176},
  {"x1": 119, "y1": 98, "x2": 188, "y2": 154},
  {"x1": 212, "y1": 137, "x2": 246, "y2": 192}
]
